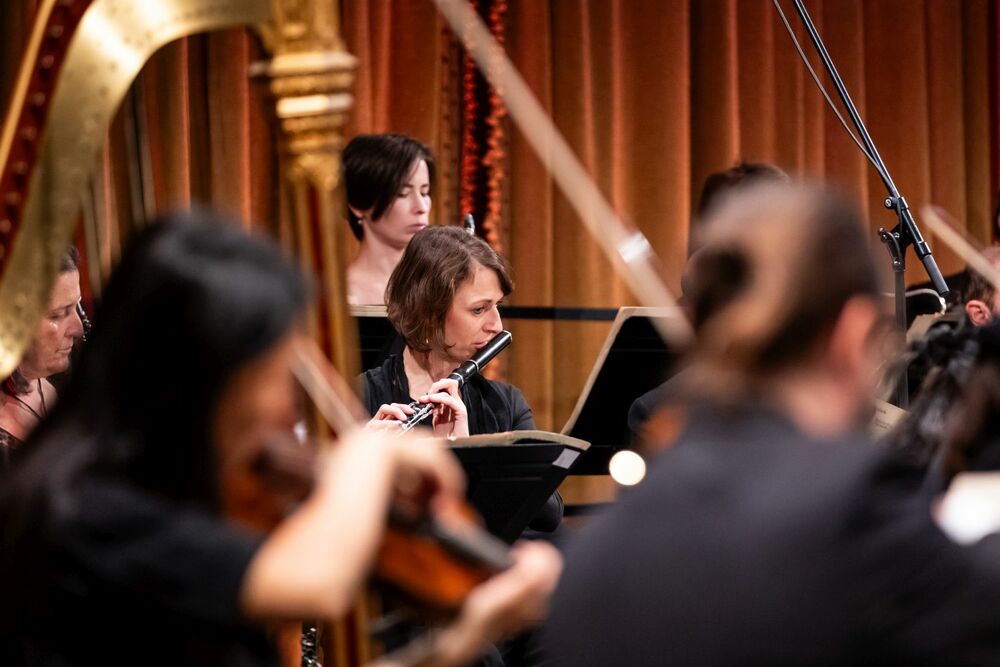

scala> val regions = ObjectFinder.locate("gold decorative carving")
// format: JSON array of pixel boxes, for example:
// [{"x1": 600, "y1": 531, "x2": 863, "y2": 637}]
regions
[
  {"x1": 252, "y1": 0, "x2": 359, "y2": 383},
  {"x1": 256, "y1": 0, "x2": 343, "y2": 54},
  {"x1": 0, "y1": 0, "x2": 270, "y2": 376},
  {"x1": 253, "y1": 5, "x2": 364, "y2": 664}
]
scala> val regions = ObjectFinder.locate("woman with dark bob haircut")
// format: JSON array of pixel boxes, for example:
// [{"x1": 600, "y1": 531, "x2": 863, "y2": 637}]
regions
[
  {"x1": 362, "y1": 225, "x2": 563, "y2": 533},
  {"x1": 344, "y1": 133, "x2": 435, "y2": 305},
  {"x1": 0, "y1": 212, "x2": 560, "y2": 666}
]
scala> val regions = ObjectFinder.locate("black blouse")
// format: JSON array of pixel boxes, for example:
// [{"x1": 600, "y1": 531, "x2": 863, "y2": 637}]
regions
[
  {"x1": 361, "y1": 353, "x2": 562, "y2": 532},
  {"x1": 361, "y1": 353, "x2": 535, "y2": 434}
]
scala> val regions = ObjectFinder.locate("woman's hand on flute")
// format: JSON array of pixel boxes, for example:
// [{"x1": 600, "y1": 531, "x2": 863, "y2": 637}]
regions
[
  {"x1": 420, "y1": 378, "x2": 470, "y2": 439},
  {"x1": 367, "y1": 403, "x2": 416, "y2": 432}
]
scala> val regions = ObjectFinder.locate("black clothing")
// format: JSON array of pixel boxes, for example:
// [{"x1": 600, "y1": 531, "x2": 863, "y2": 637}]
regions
[
  {"x1": 0, "y1": 426, "x2": 20, "y2": 472},
  {"x1": 547, "y1": 405, "x2": 1000, "y2": 666},
  {"x1": 1, "y1": 478, "x2": 275, "y2": 666},
  {"x1": 361, "y1": 353, "x2": 562, "y2": 532},
  {"x1": 362, "y1": 352, "x2": 535, "y2": 436}
]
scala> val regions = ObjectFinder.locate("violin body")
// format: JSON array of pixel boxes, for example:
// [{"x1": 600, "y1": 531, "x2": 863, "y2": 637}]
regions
[{"x1": 222, "y1": 431, "x2": 511, "y2": 617}]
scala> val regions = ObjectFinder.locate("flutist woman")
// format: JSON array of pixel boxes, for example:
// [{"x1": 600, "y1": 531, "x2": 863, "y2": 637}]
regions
[{"x1": 362, "y1": 225, "x2": 563, "y2": 533}]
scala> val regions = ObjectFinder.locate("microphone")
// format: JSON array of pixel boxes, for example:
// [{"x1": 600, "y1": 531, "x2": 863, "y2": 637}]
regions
[{"x1": 398, "y1": 330, "x2": 512, "y2": 433}]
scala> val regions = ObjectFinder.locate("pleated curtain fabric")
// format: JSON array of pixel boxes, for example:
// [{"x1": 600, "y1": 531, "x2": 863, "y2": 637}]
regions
[{"x1": 0, "y1": 0, "x2": 995, "y2": 434}]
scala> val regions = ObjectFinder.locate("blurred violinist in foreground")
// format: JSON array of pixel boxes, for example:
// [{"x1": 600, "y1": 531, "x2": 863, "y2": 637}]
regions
[
  {"x1": 547, "y1": 183, "x2": 1000, "y2": 666},
  {"x1": 0, "y1": 212, "x2": 560, "y2": 667}
]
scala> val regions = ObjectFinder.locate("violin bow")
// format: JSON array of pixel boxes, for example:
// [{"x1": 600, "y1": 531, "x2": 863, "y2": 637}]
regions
[
  {"x1": 290, "y1": 334, "x2": 368, "y2": 436},
  {"x1": 430, "y1": 0, "x2": 693, "y2": 350},
  {"x1": 919, "y1": 206, "x2": 1000, "y2": 296}
]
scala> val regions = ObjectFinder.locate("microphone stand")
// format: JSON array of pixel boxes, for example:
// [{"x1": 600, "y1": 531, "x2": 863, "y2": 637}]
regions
[{"x1": 786, "y1": 0, "x2": 950, "y2": 408}]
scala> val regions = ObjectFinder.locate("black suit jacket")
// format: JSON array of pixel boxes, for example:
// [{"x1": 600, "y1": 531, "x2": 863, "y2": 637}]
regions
[{"x1": 547, "y1": 405, "x2": 1000, "y2": 666}]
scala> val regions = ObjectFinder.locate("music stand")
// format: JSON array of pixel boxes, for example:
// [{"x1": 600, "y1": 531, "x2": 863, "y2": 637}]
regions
[
  {"x1": 562, "y1": 307, "x2": 684, "y2": 474},
  {"x1": 450, "y1": 430, "x2": 589, "y2": 542},
  {"x1": 353, "y1": 305, "x2": 403, "y2": 371}
]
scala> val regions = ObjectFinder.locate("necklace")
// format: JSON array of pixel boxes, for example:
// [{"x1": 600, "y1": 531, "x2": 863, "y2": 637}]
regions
[{"x1": 9, "y1": 379, "x2": 46, "y2": 421}]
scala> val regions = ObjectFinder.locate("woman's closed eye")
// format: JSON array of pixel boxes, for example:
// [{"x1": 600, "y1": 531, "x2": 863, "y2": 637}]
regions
[{"x1": 473, "y1": 300, "x2": 504, "y2": 315}]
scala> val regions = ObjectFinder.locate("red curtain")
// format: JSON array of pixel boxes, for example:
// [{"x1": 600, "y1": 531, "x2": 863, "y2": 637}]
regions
[{"x1": 1, "y1": 0, "x2": 996, "y2": 435}]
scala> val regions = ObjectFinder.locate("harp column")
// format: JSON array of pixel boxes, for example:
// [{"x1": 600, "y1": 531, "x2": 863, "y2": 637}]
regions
[{"x1": 253, "y1": 0, "x2": 359, "y2": 380}]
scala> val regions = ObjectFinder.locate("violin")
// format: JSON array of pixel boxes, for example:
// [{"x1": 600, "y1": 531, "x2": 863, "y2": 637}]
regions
[{"x1": 222, "y1": 427, "x2": 510, "y2": 612}]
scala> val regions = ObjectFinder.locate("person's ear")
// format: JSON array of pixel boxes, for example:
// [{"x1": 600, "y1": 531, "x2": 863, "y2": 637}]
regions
[
  {"x1": 826, "y1": 296, "x2": 880, "y2": 379},
  {"x1": 348, "y1": 205, "x2": 368, "y2": 223},
  {"x1": 966, "y1": 299, "x2": 993, "y2": 326}
]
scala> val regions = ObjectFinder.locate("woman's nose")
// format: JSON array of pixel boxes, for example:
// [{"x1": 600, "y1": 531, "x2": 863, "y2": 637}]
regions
[
  {"x1": 486, "y1": 307, "x2": 502, "y2": 333},
  {"x1": 67, "y1": 310, "x2": 84, "y2": 338},
  {"x1": 411, "y1": 191, "x2": 427, "y2": 214}
]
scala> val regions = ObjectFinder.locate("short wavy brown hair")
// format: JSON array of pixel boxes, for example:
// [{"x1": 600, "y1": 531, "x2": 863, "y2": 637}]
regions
[{"x1": 386, "y1": 226, "x2": 512, "y2": 352}]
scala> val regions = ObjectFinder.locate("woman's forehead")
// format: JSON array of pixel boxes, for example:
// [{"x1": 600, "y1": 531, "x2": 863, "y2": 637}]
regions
[
  {"x1": 50, "y1": 271, "x2": 81, "y2": 306},
  {"x1": 455, "y1": 264, "x2": 501, "y2": 300}
]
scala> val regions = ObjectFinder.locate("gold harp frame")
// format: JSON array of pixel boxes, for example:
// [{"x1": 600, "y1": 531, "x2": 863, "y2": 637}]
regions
[{"x1": 0, "y1": 0, "x2": 360, "y2": 379}]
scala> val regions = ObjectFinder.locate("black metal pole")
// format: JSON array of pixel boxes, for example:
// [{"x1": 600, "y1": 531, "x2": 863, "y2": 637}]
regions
[
  {"x1": 787, "y1": 0, "x2": 950, "y2": 408},
  {"x1": 789, "y1": 0, "x2": 949, "y2": 301}
]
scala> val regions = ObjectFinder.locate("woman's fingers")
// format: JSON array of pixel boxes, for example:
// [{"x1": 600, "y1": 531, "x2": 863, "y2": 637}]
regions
[
  {"x1": 428, "y1": 540, "x2": 564, "y2": 665},
  {"x1": 470, "y1": 540, "x2": 563, "y2": 633},
  {"x1": 419, "y1": 391, "x2": 470, "y2": 438},
  {"x1": 373, "y1": 403, "x2": 413, "y2": 421},
  {"x1": 426, "y1": 377, "x2": 461, "y2": 399},
  {"x1": 419, "y1": 391, "x2": 467, "y2": 416}
]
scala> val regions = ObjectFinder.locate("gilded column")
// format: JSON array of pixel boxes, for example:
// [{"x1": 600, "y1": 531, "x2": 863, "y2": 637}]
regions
[{"x1": 253, "y1": 0, "x2": 359, "y2": 382}]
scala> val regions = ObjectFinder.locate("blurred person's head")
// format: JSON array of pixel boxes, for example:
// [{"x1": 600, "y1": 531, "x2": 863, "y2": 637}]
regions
[
  {"x1": 885, "y1": 322, "x2": 979, "y2": 469},
  {"x1": 682, "y1": 161, "x2": 789, "y2": 301},
  {"x1": 343, "y1": 133, "x2": 435, "y2": 248},
  {"x1": 929, "y1": 322, "x2": 1000, "y2": 486},
  {"x1": 692, "y1": 161, "x2": 788, "y2": 232},
  {"x1": 3, "y1": 210, "x2": 309, "y2": 511},
  {"x1": 684, "y1": 183, "x2": 884, "y2": 434},
  {"x1": 962, "y1": 246, "x2": 1000, "y2": 326}
]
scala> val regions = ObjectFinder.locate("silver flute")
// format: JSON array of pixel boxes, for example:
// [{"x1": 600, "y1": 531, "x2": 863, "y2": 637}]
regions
[{"x1": 398, "y1": 330, "x2": 512, "y2": 433}]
